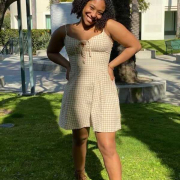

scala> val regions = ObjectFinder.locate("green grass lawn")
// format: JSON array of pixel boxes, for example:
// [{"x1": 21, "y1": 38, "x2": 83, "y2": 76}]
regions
[
  {"x1": 140, "y1": 39, "x2": 180, "y2": 55},
  {"x1": 0, "y1": 93, "x2": 180, "y2": 180}
]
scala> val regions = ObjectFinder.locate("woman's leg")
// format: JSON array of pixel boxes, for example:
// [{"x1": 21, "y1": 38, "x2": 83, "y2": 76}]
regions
[
  {"x1": 72, "y1": 127, "x2": 90, "y2": 171},
  {"x1": 95, "y1": 131, "x2": 122, "y2": 180}
]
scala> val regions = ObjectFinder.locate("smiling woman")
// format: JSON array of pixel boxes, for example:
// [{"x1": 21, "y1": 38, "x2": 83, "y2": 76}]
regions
[
  {"x1": 47, "y1": 0, "x2": 141, "y2": 179},
  {"x1": 71, "y1": 0, "x2": 115, "y2": 31}
]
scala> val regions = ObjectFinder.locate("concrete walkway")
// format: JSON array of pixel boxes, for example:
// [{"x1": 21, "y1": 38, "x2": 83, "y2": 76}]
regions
[
  {"x1": 136, "y1": 54, "x2": 180, "y2": 106},
  {"x1": 0, "y1": 55, "x2": 67, "y2": 94},
  {"x1": 0, "y1": 54, "x2": 180, "y2": 106}
]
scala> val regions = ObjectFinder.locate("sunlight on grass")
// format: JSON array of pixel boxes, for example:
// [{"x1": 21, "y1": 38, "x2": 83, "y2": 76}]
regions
[
  {"x1": 140, "y1": 40, "x2": 180, "y2": 55},
  {"x1": 0, "y1": 92, "x2": 179, "y2": 180}
]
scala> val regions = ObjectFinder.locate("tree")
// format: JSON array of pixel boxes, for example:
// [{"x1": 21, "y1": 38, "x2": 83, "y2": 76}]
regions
[
  {"x1": 176, "y1": 0, "x2": 180, "y2": 38},
  {"x1": 131, "y1": 0, "x2": 150, "y2": 40},
  {"x1": 0, "y1": 0, "x2": 17, "y2": 31},
  {"x1": 111, "y1": 0, "x2": 139, "y2": 83},
  {"x1": 131, "y1": 0, "x2": 139, "y2": 40},
  {"x1": 136, "y1": 0, "x2": 150, "y2": 12},
  {"x1": 2, "y1": 10, "x2": 11, "y2": 29},
  {"x1": 111, "y1": 0, "x2": 150, "y2": 83}
]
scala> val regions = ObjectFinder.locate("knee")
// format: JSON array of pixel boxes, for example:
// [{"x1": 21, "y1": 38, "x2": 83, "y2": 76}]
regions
[
  {"x1": 97, "y1": 142, "x2": 116, "y2": 157},
  {"x1": 73, "y1": 136, "x2": 88, "y2": 146}
]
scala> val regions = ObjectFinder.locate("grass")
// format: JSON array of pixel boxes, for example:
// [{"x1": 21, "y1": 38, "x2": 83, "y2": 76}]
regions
[
  {"x1": 140, "y1": 39, "x2": 180, "y2": 55},
  {"x1": 0, "y1": 92, "x2": 180, "y2": 180}
]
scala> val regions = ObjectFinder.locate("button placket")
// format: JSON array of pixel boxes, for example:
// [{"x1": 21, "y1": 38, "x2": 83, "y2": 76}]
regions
[{"x1": 76, "y1": 40, "x2": 92, "y2": 64}]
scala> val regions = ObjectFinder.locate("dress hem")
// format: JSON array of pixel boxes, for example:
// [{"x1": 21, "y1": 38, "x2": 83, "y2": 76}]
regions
[{"x1": 59, "y1": 124, "x2": 121, "y2": 132}]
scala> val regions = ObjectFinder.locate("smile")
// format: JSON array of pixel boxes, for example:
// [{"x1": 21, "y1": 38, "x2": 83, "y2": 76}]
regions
[{"x1": 86, "y1": 14, "x2": 94, "y2": 23}]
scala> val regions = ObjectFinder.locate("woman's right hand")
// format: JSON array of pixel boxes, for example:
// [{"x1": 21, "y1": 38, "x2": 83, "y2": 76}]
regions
[{"x1": 66, "y1": 65, "x2": 71, "y2": 81}]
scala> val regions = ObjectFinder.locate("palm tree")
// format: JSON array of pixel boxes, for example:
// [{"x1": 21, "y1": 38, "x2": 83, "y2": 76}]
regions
[
  {"x1": 111, "y1": 0, "x2": 138, "y2": 83},
  {"x1": 111, "y1": 0, "x2": 150, "y2": 83},
  {"x1": 131, "y1": 0, "x2": 139, "y2": 40},
  {"x1": 176, "y1": 0, "x2": 180, "y2": 38}
]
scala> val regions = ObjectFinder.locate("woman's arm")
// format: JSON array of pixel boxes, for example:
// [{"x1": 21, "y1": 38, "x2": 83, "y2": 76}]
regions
[
  {"x1": 46, "y1": 25, "x2": 70, "y2": 70},
  {"x1": 106, "y1": 19, "x2": 142, "y2": 69}
]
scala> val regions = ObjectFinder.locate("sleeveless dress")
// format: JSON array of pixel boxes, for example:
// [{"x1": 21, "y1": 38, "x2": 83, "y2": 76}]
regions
[{"x1": 59, "y1": 24, "x2": 121, "y2": 132}]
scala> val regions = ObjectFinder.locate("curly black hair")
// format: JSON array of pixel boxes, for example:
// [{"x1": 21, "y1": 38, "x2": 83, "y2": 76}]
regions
[{"x1": 71, "y1": 0, "x2": 116, "y2": 31}]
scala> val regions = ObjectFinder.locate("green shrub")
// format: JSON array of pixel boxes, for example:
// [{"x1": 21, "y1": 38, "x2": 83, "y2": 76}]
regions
[
  {"x1": 0, "y1": 29, "x2": 51, "y2": 54},
  {"x1": 2, "y1": 12, "x2": 11, "y2": 29}
]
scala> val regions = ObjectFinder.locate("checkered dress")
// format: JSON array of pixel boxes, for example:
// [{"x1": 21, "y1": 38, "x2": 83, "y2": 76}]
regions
[{"x1": 59, "y1": 24, "x2": 121, "y2": 132}]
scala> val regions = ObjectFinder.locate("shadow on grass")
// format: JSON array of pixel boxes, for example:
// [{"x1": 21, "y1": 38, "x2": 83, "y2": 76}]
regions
[
  {"x1": 0, "y1": 94, "x2": 104, "y2": 180},
  {"x1": 117, "y1": 103, "x2": 180, "y2": 180},
  {"x1": 143, "y1": 40, "x2": 166, "y2": 54}
]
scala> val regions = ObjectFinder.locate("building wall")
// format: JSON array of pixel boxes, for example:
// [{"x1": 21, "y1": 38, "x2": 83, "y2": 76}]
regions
[
  {"x1": 10, "y1": 0, "x2": 50, "y2": 29},
  {"x1": 10, "y1": 0, "x2": 178, "y2": 40},
  {"x1": 165, "y1": 0, "x2": 177, "y2": 10},
  {"x1": 141, "y1": 0, "x2": 166, "y2": 40},
  {"x1": 51, "y1": 3, "x2": 79, "y2": 60}
]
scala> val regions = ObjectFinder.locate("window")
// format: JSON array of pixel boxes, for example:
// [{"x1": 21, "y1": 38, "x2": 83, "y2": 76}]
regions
[
  {"x1": 165, "y1": 11, "x2": 177, "y2": 35},
  {"x1": 46, "y1": 15, "x2": 51, "y2": 29}
]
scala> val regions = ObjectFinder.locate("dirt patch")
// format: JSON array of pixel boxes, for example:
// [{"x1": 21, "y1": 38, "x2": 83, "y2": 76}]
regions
[{"x1": 0, "y1": 109, "x2": 12, "y2": 116}]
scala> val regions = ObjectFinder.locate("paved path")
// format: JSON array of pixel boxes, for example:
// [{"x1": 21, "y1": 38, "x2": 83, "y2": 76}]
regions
[
  {"x1": 0, "y1": 55, "x2": 67, "y2": 94},
  {"x1": 0, "y1": 54, "x2": 180, "y2": 106},
  {"x1": 136, "y1": 54, "x2": 180, "y2": 106}
]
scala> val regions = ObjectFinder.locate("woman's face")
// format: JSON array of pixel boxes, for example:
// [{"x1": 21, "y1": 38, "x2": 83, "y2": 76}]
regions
[{"x1": 82, "y1": 0, "x2": 106, "y2": 26}]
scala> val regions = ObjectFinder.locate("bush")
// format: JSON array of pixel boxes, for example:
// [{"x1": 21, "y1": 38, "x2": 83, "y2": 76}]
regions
[
  {"x1": 0, "y1": 29, "x2": 51, "y2": 54},
  {"x1": 2, "y1": 12, "x2": 11, "y2": 29}
]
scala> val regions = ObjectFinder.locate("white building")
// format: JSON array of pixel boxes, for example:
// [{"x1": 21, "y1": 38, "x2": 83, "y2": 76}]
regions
[
  {"x1": 10, "y1": 0, "x2": 178, "y2": 40},
  {"x1": 10, "y1": 0, "x2": 51, "y2": 29}
]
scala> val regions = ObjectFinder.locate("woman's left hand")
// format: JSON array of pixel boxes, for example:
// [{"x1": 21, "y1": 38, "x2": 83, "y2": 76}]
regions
[{"x1": 108, "y1": 66, "x2": 115, "y2": 81}]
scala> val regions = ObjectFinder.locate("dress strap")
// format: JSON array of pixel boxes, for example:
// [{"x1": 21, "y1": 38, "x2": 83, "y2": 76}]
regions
[{"x1": 64, "y1": 24, "x2": 67, "y2": 35}]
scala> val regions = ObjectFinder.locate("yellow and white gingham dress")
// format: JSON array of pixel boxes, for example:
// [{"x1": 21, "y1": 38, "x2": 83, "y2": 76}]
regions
[{"x1": 59, "y1": 24, "x2": 121, "y2": 132}]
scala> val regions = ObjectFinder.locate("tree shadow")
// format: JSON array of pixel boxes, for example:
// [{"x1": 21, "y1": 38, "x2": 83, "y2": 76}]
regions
[
  {"x1": 117, "y1": 103, "x2": 180, "y2": 179},
  {"x1": 0, "y1": 94, "x2": 105, "y2": 180},
  {"x1": 142, "y1": 40, "x2": 166, "y2": 54}
]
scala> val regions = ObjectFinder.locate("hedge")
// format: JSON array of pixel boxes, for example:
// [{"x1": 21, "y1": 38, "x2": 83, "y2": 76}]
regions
[{"x1": 0, "y1": 29, "x2": 51, "y2": 54}]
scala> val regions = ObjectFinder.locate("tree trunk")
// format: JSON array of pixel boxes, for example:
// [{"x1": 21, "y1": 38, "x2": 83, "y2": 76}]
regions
[
  {"x1": 131, "y1": 0, "x2": 139, "y2": 40},
  {"x1": 111, "y1": 0, "x2": 138, "y2": 84},
  {"x1": 31, "y1": 0, "x2": 37, "y2": 29},
  {"x1": 176, "y1": 0, "x2": 180, "y2": 38},
  {"x1": 0, "y1": 0, "x2": 17, "y2": 31}
]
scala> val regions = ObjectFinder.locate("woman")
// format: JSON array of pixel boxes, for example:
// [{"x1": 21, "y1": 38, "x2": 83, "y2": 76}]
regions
[{"x1": 47, "y1": 0, "x2": 141, "y2": 179}]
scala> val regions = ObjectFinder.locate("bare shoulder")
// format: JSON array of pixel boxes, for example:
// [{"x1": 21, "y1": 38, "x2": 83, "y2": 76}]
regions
[
  {"x1": 47, "y1": 25, "x2": 66, "y2": 53},
  {"x1": 105, "y1": 19, "x2": 141, "y2": 50},
  {"x1": 104, "y1": 19, "x2": 124, "y2": 40},
  {"x1": 52, "y1": 25, "x2": 66, "y2": 39},
  {"x1": 105, "y1": 19, "x2": 125, "y2": 33}
]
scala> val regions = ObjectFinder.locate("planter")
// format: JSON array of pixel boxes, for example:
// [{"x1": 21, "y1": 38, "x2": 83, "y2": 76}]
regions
[
  {"x1": 36, "y1": 50, "x2": 47, "y2": 56},
  {"x1": 116, "y1": 75, "x2": 166, "y2": 103},
  {"x1": 0, "y1": 76, "x2": 5, "y2": 87},
  {"x1": 176, "y1": 55, "x2": 180, "y2": 63},
  {"x1": 135, "y1": 49, "x2": 156, "y2": 59},
  {"x1": 0, "y1": 54, "x2": 4, "y2": 61},
  {"x1": 33, "y1": 57, "x2": 66, "y2": 72}
]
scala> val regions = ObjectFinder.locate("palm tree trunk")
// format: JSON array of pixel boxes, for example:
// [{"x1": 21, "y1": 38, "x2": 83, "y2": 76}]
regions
[
  {"x1": 31, "y1": 0, "x2": 37, "y2": 29},
  {"x1": 131, "y1": 0, "x2": 139, "y2": 40},
  {"x1": 176, "y1": 0, "x2": 180, "y2": 38},
  {"x1": 111, "y1": 0, "x2": 138, "y2": 83}
]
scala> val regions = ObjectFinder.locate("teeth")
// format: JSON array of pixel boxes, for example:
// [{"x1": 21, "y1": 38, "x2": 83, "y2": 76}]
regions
[{"x1": 87, "y1": 14, "x2": 92, "y2": 21}]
